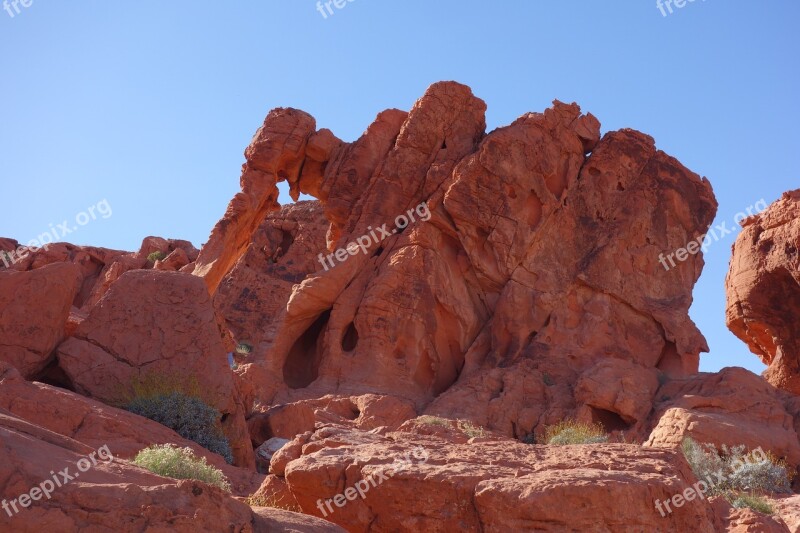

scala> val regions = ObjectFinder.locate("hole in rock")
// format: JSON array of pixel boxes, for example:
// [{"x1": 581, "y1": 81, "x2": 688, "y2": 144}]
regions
[
  {"x1": 441, "y1": 140, "x2": 447, "y2": 150},
  {"x1": 283, "y1": 310, "x2": 331, "y2": 389},
  {"x1": 275, "y1": 229, "x2": 295, "y2": 260},
  {"x1": 32, "y1": 359, "x2": 75, "y2": 392},
  {"x1": 589, "y1": 407, "x2": 632, "y2": 432},
  {"x1": 656, "y1": 341, "x2": 682, "y2": 377},
  {"x1": 372, "y1": 245, "x2": 384, "y2": 258},
  {"x1": 341, "y1": 322, "x2": 359, "y2": 352}
]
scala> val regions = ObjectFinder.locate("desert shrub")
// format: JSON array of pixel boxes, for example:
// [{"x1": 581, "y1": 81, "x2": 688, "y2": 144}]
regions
[
  {"x1": 134, "y1": 444, "x2": 231, "y2": 492},
  {"x1": 730, "y1": 493, "x2": 774, "y2": 515},
  {"x1": 457, "y1": 420, "x2": 487, "y2": 439},
  {"x1": 235, "y1": 342, "x2": 253, "y2": 355},
  {"x1": 681, "y1": 437, "x2": 791, "y2": 496},
  {"x1": 417, "y1": 415, "x2": 452, "y2": 427},
  {"x1": 147, "y1": 250, "x2": 167, "y2": 263},
  {"x1": 126, "y1": 391, "x2": 233, "y2": 464},
  {"x1": 545, "y1": 420, "x2": 608, "y2": 445},
  {"x1": 245, "y1": 492, "x2": 301, "y2": 512}
]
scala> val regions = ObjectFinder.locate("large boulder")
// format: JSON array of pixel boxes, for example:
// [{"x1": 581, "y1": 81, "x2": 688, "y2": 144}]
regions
[
  {"x1": 0, "y1": 262, "x2": 81, "y2": 378},
  {"x1": 727, "y1": 189, "x2": 800, "y2": 394},
  {"x1": 56, "y1": 270, "x2": 254, "y2": 468}
]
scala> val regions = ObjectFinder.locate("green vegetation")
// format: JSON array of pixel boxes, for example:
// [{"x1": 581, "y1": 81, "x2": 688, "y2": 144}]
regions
[
  {"x1": 457, "y1": 420, "x2": 487, "y2": 439},
  {"x1": 133, "y1": 444, "x2": 231, "y2": 492},
  {"x1": 417, "y1": 416, "x2": 487, "y2": 439},
  {"x1": 147, "y1": 250, "x2": 167, "y2": 263},
  {"x1": 235, "y1": 342, "x2": 253, "y2": 355},
  {"x1": 126, "y1": 388, "x2": 233, "y2": 464},
  {"x1": 730, "y1": 493, "x2": 774, "y2": 515},
  {"x1": 681, "y1": 437, "x2": 791, "y2": 514},
  {"x1": 544, "y1": 420, "x2": 609, "y2": 445},
  {"x1": 417, "y1": 415, "x2": 451, "y2": 427}
]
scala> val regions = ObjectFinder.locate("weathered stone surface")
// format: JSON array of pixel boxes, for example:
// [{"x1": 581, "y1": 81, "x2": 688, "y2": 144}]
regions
[
  {"x1": 193, "y1": 108, "x2": 317, "y2": 294},
  {"x1": 727, "y1": 190, "x2": 800, "y2": 394},
  {"x1": 0, "y1": 263, "x2": 81, "y2": 378},
  {"x1": 0, "y1": 361, "x2": 263, "y2": 496},
  {"x1": 56, "y1": 270, "x2": 254, "y2": 468},
  {"x1": 0, "y1": 409, "x2": 342, "y2": 533},
  {"x1": 645, "y1": 367, "x2": 800, "y2": 467},
  {"x1": 273, "y1": 426, "x2": 721, "y2": 532}
]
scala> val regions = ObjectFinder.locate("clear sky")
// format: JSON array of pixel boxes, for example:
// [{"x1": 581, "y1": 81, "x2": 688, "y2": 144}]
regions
[{"x1": 1, "y1": 1, "x2": 797, "y2": 375}]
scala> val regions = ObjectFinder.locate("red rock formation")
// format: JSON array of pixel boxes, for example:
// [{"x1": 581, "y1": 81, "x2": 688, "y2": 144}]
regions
[
  {"x1": 55, "y1": 270, "x2": 254, "y2": 468},
  {"x1": 209, "y1": 81, "x2": 716, "y2": 444},
  {"x1": 0, "y1": 263, "x2": 81, "y2": 378},
  {"x1": 0, "y1": 408, "x2": 343, "y2": 532},
  {"x1": 727, "y1": 190, "x2": 800, "y2": 393},
  {"x1": 268, "y1": 425, "x2": 724, "y2": 532}
]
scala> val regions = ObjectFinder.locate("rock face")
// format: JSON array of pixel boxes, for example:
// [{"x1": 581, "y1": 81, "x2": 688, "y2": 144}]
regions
[
  {"x1": 210, "y1": 81, "x2": 717, "y2": 444},
  {"x1": 727, "y1": 190, "x2": 800, "y2": 394},
  {"x1": 0, "y1": 408, "x2": 343, "y2": 533},
  {"x1": 645, "y1": 367, "x2": 800, "y2": 468},
  {"x1": 266, "y1": 425, "x2": 724, "y2": 532},
  {"x1": 0, "y1": 361, "x2": 263, "y2": 496},
  {"x1": 0, "y1": 263, "x2": 81, "y2": 378},
  {"x1": 55, "y1": 270, "x2": 254, "y2": 468}
]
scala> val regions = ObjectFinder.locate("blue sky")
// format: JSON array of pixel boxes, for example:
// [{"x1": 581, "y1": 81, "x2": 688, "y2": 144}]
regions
[{"x1": 1, "y1": 1, "x2": 797, "y2": 374}]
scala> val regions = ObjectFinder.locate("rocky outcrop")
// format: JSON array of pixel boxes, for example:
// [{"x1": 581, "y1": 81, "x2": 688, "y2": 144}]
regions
[
  {"x1": 645, "y1": 367, "x2": 800, "y2": 468},
  {"x1": 263, "y1": 425, "x2": 725, "y2": 532},
  {"x1": 55, "y1": 270, "x2": 254, "y2": 468},
  {"x1": 0, "y1": 361, "x2": 263, "y2": 496},
  {"x1": 0, "y1": 263, "x2": 81, "y2": 378},
  {"x1": 212, "y1": 81, "x2": 716, "y2": 444},
  {"x1": 727, "y1": 190, "x2": 800, "y2": 394},
  {"x1": 0, "y1": 408, "x2": 343, "y2": 533}
]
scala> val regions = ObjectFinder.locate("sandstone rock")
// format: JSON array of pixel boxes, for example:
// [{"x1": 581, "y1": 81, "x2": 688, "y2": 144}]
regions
[
  {"x1": 56, "y1": 270, "x2": 254, "y2": 468},
  {"x1": 277, "y1": 426, "x2": 721, "y2": 532},
  {"x1": 212, "y1": 83, "x2": 717, "y2": 446},
  {"x1": 0, "y1": 361, "x2": 263, "y2": 496},
  {"x1": 727, "y1": 190, "x2": 800, "y2": 394},
  {"x1": 0, "y1": 409, "x2": 341, "y2": 532},
  {"x1": 193, "y1": 108, "x2": 317, "y2": 294},
  {"x1": 0, "y1": 262, "x2": 81, "y2": 378},
  {"x1": 255, "y1": 437, "x2": 290, "y2": 474},
  {"x1": 645, "y1": 367, "x2": 800, "y2": 467}
]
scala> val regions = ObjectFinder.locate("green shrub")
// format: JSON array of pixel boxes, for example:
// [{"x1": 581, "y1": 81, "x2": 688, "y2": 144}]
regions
[
  {"x1": 235, "y1": 342, "x2": 253, "y2": 355},
  {"x1": 730, "y1": 493, "x2": 774, "y2": 515},
  {"x1": 147, "y1": 251, "x2": 167, "y2": 263},
  {"x1": 544, "y1": 420, "x2": 608, "y2": 445},
  {"x1": 681, "y1": 437, "x2": 791, "y2": 495},
  {"x1": 417, "y1": 415, "x2": 452, "y2": 427},
  {"x1": 126, "y1": 392, "x2": 233, "y2": 464},
  {"x1": 457, "y1": 420, "x2": 487, "y2": 439},
  {"x1": 134, "y1": 444, "x2": 231, "y2": 492}
]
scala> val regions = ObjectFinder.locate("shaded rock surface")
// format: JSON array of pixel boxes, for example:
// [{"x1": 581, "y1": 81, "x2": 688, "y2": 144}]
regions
[{"x1": 727, "y1": 190, "x2": 800, "y2": 394}]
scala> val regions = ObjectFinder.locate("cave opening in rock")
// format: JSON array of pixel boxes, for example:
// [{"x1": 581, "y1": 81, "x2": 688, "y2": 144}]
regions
[
  {"x1": 341, "y1": 322, "x2": 359, "y2": 352},
  {"x1": 32, "y1": 358, "x2": 75, "y2": 392},
  {"x1": 589, "y1": 407, "x2": 632, "y2": 433},
  {"x1": 283, "y1": 309, "x2": 331, "y2": 389}
]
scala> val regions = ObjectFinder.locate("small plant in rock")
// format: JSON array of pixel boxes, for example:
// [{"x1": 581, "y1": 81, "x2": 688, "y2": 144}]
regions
[
  {"x1": 417, "y1": 415, "x2": 452, "y2": 427},
  {"x1": 730, "y1": 493, "x2": 774, "y2": 515},
  {"x1": 245, "y1": 491, "x2": 301, "y2": 512},
  {"x1": 133, "y1": 444, "x2": 231, "y2": 492},
  {"x1": 544, "y1": 420, "x2": 609, "y2": 445},
  {"x1": 126, "y1": 391, "x2": 233, "y2": 464},
  {"x1": 457, "y1": 420, "x2": 487, "y2": 439},
  {"x1": 147, "y1": 250, "x2": 167, "y2": 263},
  {"x1": 235, "y1": 342, "x2": 253, "y2": 355}
]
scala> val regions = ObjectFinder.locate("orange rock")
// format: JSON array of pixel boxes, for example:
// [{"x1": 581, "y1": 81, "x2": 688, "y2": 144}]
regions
[
  {"x1": 55, "y1": 270, "x2": 254, "y2": 468},
  {"x1": 645, "y1": 367, "x2": 800, "y2": 467},
  {"x1": 193, "y1": 108, "x2": 317, "y2": 294},
  {"x1": 0, "y1": 263, "x2": 81, "y2": 378},
  {"x1": 727, "y1": 189, "x2": 800, "y2": 394},
  {"x1": 0, "y1": 361, "x2": 262, "y2": 496},
  {"x1": 276, "y1": 426, "x2": 721, "y2": 532},
  {"x1": 0, "y1": 408, "x2": 342, "y2": 532}
]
